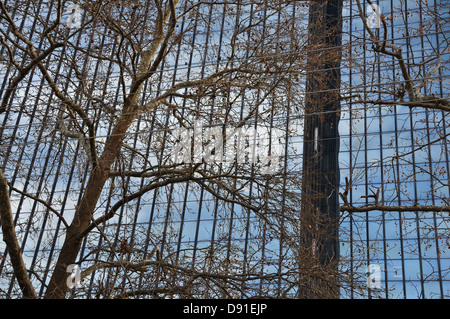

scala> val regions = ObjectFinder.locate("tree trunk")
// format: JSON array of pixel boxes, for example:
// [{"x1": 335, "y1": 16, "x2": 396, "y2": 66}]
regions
[
  {"x1": 44, "y1": 115, "x2": 136, "y2": 298},
  {"x1": 43, "y1": 5, "x2": 174, "y2": 296},
  {"x1": 300, "y1": 0, "x2": 343, "y2": 298}
]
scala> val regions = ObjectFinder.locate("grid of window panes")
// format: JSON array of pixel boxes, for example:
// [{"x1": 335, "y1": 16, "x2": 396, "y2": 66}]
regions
[
  {"x1": 0, "y1": 0, "x2": 448, "y2": 298},
  {"x1": 339, "y1": 0, "x2": 450, "y2": 298}
]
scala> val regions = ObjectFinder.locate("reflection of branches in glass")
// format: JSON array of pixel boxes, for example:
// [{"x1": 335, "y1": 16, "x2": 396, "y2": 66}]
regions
[
  {"x1": 338, "y1": 0, "x2": 449, "y2": 299},
  {"x1": 340, "y1": 0, "x2": 449, "y2": 212},
  {"x1": 0, "y1": 0, "x2": 333, "y2": 299},
  {"x1": 0, "y1": 0, "x2": 448, "y2": 300}
]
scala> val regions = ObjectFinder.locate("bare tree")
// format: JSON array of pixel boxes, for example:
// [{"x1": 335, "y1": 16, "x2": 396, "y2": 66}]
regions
[
  {"x1": 0, "y1": 0, "x2": 349, "y2": 299},
  {"x1": 1, "y1": 0, "x2": 447, "y2": 300}
]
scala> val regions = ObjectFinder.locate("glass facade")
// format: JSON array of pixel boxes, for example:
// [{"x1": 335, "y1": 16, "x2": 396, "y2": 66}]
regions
[{"x1": 0, "y1": 0, "x2": 448, "y2": 299}]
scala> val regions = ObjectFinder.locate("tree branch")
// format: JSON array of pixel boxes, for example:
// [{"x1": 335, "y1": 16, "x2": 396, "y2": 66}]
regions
[
  {"x1": 79, "y1": 172, "x2": 196, "y2": 237},
  {"x1": 340, "y1": 204, "x2": 450, "y2": 213},
  {"x1": 0, "y1": 170, "x2": 37, "y2": 299},
  {"x1": 0, "y1": 1, "x2": 66, "y2": 114},
  {"x1": 356, "y1": 98, "x2": 450, "y2": 113},
  {"x1": 8, "y1": 184, "x2": 69, "y2": 229},
  {"x1": 80, "y1": 247, "x2": 161, "y2": 280},
  {"x1": 355, "y1": 0, "x2": 445, "y2": 103}
]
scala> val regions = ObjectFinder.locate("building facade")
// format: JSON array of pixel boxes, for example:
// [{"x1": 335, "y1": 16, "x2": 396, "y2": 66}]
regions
[{"x1": 0, "y1": 0, "x2": 448, "y2": 298}]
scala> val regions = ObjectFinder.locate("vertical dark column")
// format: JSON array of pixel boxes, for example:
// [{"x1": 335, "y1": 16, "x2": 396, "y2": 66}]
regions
[{"x1": 300, "y1": 0, "x2": 343, "y2": 297}]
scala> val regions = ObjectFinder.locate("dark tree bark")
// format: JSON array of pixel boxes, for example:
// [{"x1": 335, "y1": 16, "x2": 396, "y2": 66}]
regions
[
  {"x1": 0, "y1": 170, "x2": 37, "y2": 299},
  {"x1": 300, "y1": 0, "x2": 343, "y2": 298}
]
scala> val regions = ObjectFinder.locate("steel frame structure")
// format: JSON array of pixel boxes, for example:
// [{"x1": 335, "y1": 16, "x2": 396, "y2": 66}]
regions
[{"x1": 0, "y1": 0, "x2": 449, "y2": 299}]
